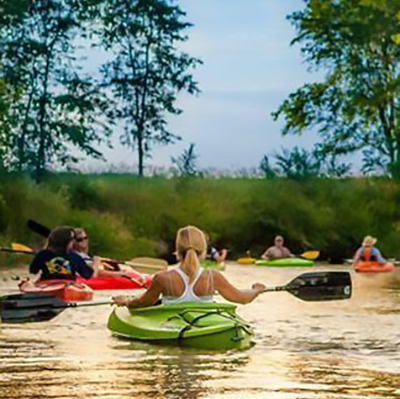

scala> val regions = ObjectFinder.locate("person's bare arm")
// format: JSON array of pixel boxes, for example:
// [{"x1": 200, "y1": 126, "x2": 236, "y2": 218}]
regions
[
  {"x1": 353, "y1": 248, "x2": 361, "y2": 264},
  {"x1": 96, "y1": 268, "x2": 140, "y2": 281},
  {"x1": 214, "y1": 249, "x2": 228, "y2": 263},
  {"x1": 261, "y1": 248, "x2": 271, "y2": 260},
  {"x1": 284, "y1": 247, "x2": 294, "y2": 258},
  {"x1": 113, "y1": 274, "x2": 163, "y2": 308},
  {"x1": 90, "y1": 256, "x2": 101, "y2": 277},
  {"x1": 213, "y1": 271, "x2": 265, "y2": 304}
]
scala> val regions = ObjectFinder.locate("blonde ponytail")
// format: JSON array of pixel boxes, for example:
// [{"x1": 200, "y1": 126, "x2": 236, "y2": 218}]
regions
[
  {"x1": 175, "y1": 225, "x2": 207, "y2": 283},
  {"x1": 181, "y1": 248, "x2": 200, "y2": 283}
]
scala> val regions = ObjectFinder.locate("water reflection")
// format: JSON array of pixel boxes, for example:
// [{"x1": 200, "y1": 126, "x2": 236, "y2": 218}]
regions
[
  {"x1": 110, "y1": 340, "x2": 251, "y2": 399},
  {"x1": 289, "y1": 355, "x2": 400, "y2": 398},
  {"x1": 0, "y1": 265, "x2": 399, "y2": 398}
]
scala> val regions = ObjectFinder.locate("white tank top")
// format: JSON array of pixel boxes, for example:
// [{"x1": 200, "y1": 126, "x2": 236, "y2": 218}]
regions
[{"x1": 162, "y1": 266, "x2": 214, "y2": 305}]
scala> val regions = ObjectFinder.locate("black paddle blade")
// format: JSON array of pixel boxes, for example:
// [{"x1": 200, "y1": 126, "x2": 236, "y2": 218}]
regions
[
  {"x1": 286, "y1": 271, "x2": 352, "y2": 301},
  {"x1": 27, "y1": 219, "x2": 51, "y2": 238},
  {"x1": 0, "y1": 293, "x2": 66, "y2": 323}
]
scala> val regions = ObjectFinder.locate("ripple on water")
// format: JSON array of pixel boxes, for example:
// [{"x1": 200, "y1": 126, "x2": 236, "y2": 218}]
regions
[{"x1": 0, "y1": 264, "x2": 399, "y2": 398}]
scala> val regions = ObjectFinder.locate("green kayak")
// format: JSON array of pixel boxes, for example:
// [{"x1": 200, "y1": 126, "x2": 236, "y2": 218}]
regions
[
  {"x1": 107, "y1": 302, "x2": 253, "y2": 350},
  {"x1": 255, "y1": 258, "x2": 314, "y2": 267}
]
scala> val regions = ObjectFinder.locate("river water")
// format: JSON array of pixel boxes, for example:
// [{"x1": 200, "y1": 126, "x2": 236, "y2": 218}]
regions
[{"x1": 0, "y1": 264, "x2": 399, "y2": 399}]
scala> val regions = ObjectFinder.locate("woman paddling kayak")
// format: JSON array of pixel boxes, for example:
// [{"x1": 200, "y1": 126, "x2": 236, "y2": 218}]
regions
[
  {"x1": 353, "y1": 235, "x2": 386, "y2": 265},
  {"x1": 73, "y1": 228, "x2": 121, "y2": 271},
  {"x1": 29, "y1": 226, "x2": 134, "y2": 281},
  {"x1": 72, "y1": 227, "x2": 148, "y2": 288},
  {"x1": 113, "y1": 225, "x2": 266, "y2": 308},
  {"x1": 352, "y1": 235, "x2": 395, "y2": 272},
  {"x1": 29, "y1": 226, "x2": 98, "y2": 280}
]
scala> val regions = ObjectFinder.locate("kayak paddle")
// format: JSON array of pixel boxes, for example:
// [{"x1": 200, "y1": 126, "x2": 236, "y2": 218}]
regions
[
  {"x1": 300, "y1": 250, "x2": 320, "y2": 260},
  {"x1": 26, "y1": 219, "x2": 169, "y2": 273},
  {"x1": 6, "y1": 242, "x2": 166, "y2": 276},
  {"x1": 0, "y1": 271, "x2": 352, "y2": 324},
  {"x1": 1, "y1": 245, "x2": 147, "y2": 286},
  {"x1": 26, "y1": 219, "x2": 51, "y2": 237},
  {"x1": 0, "y1": 293, "x2": 110, "y2": 323},
  {"x1": 1, "y1": 246, "x2": 36, "y2": 256},
  {"x1": 262, "y1": 271, "x2": 352, "y2": 301}
]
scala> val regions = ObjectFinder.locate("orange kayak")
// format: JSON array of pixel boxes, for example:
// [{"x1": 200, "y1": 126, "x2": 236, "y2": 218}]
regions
[
  {"x1": 19, "y1": 279, "x2": 93, "y2": 301},
  {"x1": 354, "y1": 261, "x2": 396, "y2": 273}
]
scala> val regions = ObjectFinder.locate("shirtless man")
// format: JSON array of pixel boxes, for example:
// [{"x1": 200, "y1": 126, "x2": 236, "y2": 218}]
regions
[{"x1": 261, "y1": 236, "x2": 293, "y2": 260}]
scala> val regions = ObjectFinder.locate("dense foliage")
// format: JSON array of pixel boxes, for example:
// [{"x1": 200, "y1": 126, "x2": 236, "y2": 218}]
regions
[
  {"x1": 274, "y1": 0, "x2": 400, "y2": 176},
  {"x1": 0, "y1": 0, "x2": 200, "y2": 179},
  {"x1": 98, "y1": 0, "x2": 201, "y2": 176},
  {"x1": 1, "y1": 174, "x2": 400, "y2": 265}
]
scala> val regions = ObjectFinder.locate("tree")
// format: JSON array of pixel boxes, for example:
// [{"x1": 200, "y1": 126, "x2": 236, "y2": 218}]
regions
[
  {"x1": 260, "y1": 146, "x2": 351, "y2": 179},
  {"x1": 0, "y1": 0, "x2": 28, "y2": 169},
  {"x1": 0, "y1": 79, "x2": 13, "y2": 169},
  {"x1": 260, "y1": 155, "x2": 276, "y2": 178},
  {"x1": 272, "y1": 0, "x2": 400, "y2": 176},
  {"x1": 275, "y1": 147, "x2": 322, "y2": 179},
  {"x1": 99, "y1": 0, "x2": 202, "y2": 177},
  {"x1": 0, "y1": 0, "x2": 110, "y2": 180},
  {"x1": 171, "y1": 143, "x2": 199, "y2": 176}
]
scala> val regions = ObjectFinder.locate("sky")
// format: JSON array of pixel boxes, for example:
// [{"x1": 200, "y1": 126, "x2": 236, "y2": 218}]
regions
[{"x1": 81, "y1": 0, "x2": 323, "y2": 173}]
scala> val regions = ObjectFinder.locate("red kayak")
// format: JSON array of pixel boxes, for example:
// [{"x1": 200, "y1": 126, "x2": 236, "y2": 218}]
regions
[
  {"x1": 354, "y1": 261, "x2": 396, "y2": 273},
  {"x1": 19, "y1": 279, "x2": 93, "y2": 301},
  {"x1": 76, "y1": 270, "x2": 152, "y2": 290}
]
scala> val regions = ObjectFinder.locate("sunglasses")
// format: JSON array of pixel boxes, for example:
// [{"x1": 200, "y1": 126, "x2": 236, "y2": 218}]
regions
[{"x1": 75, "y1": 236, "x2": 88, "y2": 242}]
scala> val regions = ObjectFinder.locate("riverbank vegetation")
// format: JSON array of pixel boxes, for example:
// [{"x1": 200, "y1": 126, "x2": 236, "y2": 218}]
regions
[{"x1": 1, "y1": 174, "x2": 400, "y2": 265}]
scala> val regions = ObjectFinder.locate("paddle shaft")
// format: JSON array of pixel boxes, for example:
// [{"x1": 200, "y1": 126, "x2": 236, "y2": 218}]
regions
[
  {"x1": 1, "y1": 247, "x2": 37, "y2": 255},
  {"x1": 62, "y1": 300, "x2": 111, "y2": 309},
  {"x1": 4, "y1": 245, "x2": 131, "y2": 266},
  {"x1": 262, "y1": 285, "x2": 288, "y2": 293}
]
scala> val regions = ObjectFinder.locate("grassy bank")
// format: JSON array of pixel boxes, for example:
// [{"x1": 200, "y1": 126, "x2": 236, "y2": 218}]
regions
[{"x1": 0, "y1": 173, "x2": 399, "y2": 265}]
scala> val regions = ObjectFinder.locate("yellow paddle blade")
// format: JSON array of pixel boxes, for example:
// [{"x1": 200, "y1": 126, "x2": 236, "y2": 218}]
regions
[
  {"x1": 300, "y1": 250, "x2": 320, "y2": 260},
  {"x1": 237, "y1": 258, "x2": 256, "y2": 265},
  {"x1": 11, "y1": 243, "x2": 34, "y2": 252}
]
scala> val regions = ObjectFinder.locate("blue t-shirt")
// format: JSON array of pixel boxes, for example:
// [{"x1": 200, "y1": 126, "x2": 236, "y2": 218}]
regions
[{"x1": 29, "y1": 249, "x2": 94, "y2": 280}]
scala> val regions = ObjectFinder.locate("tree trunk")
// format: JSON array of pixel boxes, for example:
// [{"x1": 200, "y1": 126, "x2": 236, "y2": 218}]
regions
[
  {"x1": 36, "y1": 53, "x2": 51, "y2": 183},
  {"x1": 138, "y1": 130, "x2": 144, "y2": 177}
]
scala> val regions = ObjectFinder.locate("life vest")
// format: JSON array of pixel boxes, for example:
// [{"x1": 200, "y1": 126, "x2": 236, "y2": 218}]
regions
[{"x1": 360, "y1": 245, "x2": 377, "y2": 262}]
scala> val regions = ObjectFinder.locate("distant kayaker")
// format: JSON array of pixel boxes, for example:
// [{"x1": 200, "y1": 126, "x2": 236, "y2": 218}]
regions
[
  {"x1": 29, "y1": 226, "x2": 98, "y2": 280},
  {"x1": 353, "y1": 236, "x2": 386, "y2": 265},
  {"x1": 261, "y1": 235, "x2": 293, "y2": 260},
  {"x1": 205, "y1": 234, "x2": 228, "y2": 264},
  {"x1": 112, "y1": 225, "x2": 266, "y2": 308}
]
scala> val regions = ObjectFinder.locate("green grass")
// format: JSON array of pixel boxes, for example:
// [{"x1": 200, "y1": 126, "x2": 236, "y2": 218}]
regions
[{"x1": 1, "y1": 173, "x2": 399, "y2": 265}]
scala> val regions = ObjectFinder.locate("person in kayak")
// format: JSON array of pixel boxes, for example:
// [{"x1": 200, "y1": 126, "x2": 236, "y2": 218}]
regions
[
  {"x1": 261, "y1": 235, "x2": 294, "y2": 260},
  {"x1": 72, "y1": 227, "x2": 141, "y2": 281},
  {"x1": 353, "y1": 235, "x2": 386, "y2": 265},
  {"x1": 29, "y1": 226, "x2": 98, "y2": 280},
  {"x1": 73, "y1": 228, "x2": 119, "y2": 270},
  {"x1": 206, "y1": 235, "x2": 228, "y2": 264},
  {"x1": 112, "y1": 225, "x2": 266, "y2": 308}
]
